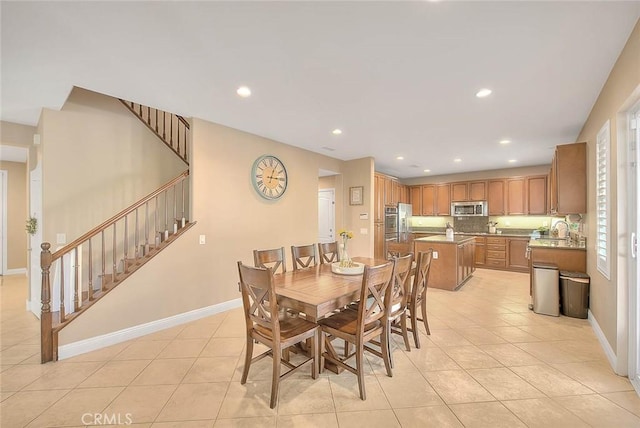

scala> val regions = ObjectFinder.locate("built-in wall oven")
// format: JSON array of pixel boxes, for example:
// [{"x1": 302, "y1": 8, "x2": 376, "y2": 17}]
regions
[{"x1": 384, "y1": 206, "x2": 398, "y2": 241}]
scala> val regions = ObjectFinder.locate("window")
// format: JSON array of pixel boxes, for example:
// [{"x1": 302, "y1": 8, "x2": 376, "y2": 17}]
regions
[{"x1": 596, "y1": 120, "x2": 611, "y2": 279}]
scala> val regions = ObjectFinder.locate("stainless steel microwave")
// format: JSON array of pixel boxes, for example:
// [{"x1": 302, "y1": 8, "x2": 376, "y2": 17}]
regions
[{"x1": 451, "y1": 201, "x2": 488, "y2": 217}]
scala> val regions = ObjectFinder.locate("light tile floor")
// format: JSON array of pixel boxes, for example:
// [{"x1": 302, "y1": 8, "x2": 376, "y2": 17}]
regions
[{"x1": 2, "y1": 269, "x2": 640, "y2": 427}]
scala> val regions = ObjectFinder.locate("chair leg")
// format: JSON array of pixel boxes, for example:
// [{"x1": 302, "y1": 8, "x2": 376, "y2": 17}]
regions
[
  {"x1": 410, "y1": 307, "x2": 421, "y2": 349},
  {"x1": 355, "y1": 340, "x2": 366, "y2": 400},
  {"x1": 241, "y1": 336, "x2": 254, "y2": 384},
  {"x1": 311, "y1": 330, "x2": 319, "y2": 379},
  {"x1": 380, "y1": 325, "x2": 393, "y2": 378},
  {"x1": 270, "y1": 346, "x2": 281, "y2": 409},
  {"x1": 421, "y1": 297, "x2": 431, "y2": 335},
  {"x1": 387, "y1": 320, "x2": 395, "y2": 369},
  {"x1": 400, "y1": 313, "x2": 411, "y2": 351}
]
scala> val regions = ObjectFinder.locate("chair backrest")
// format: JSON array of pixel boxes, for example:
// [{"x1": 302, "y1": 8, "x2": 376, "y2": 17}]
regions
[
  {"x1": 253, "y1": 247, "x2": 286, "y2": 274},
  {"x1": 237, "y1": 261, "x2": 280, "y2": 338},
  {"x1": 291, "y1": 244, "x2": 318, "y2": 271},
  {"x1": 318, "y1": 241, "x2": 339, "y2": 264},
  {"x1": 356, "y1": 260, "x2": 395, "y2": 333},
  {"x1": 386, "y1": 253, "x2": 414, "y2": 318},
  {"x1": 411, "y1": 250, "x2": 433, "y2": 305}
]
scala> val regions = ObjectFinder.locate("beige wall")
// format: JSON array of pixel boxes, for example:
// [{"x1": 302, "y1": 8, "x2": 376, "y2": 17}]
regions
[
  {"x1": 1, "y1": 121, "x2": 35, "y2": 148},
  {"x1": 0, "y1": 161, "x2": 27, "y2": 270},
  {"x1": 60, "y1": 119, "x2": 372, "y2": 343},
  {"x1": 402, "y1": 165, "x2": 550, "y2": 186},
  {"x1": 40, "y1": 87, "x2": 187, "y2": 245},
  {"x1": 576, "y1": 20, "x2": 640, "y2": 356}
]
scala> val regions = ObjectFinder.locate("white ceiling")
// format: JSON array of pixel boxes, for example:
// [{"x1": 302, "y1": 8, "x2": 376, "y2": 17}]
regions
[{"x1": 2, "y1": 1, "x2": 639, "y2": 178}]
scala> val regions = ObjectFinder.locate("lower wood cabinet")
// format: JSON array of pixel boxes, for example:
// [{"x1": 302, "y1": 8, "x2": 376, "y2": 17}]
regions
[
  {"x1": 485, "y1": 236, "x2": 507, "y2": 268},
  {"x1": 507, "y1": 238, "x2": 529, "y2": 272},
  {"x1": 474, "y1": 236, "x2": 486, "y2": 266}
]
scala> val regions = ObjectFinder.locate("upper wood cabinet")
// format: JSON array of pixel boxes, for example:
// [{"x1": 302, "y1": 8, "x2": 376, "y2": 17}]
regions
[
  {"x1": 549, "y1": 142, "x2": 586, "y2": 215},
  {"x1": 374, "y1": 174, "x2": 385, "y2": 223},
  {"x1": 436, "y1": 184, "x2": 451, "y2": 216},
  {"x1": 410, "y1": 186, "x2": 422, "y2": 214},
  {"x1": 506, "y1": 177, "x2": 526, "y2": 215},
  {"x1": 384, "y1": 177, "x2": 393, "y2": 206},
  {"x1": 451, "y1": 181, "x2": 487, "y2": 202},
  {"x1": 421, "y1": 185, "x2": 436, "y2": 216},
  {"x1": 488, "y1": 179, "x2": 506, "y2": 215},
  {"x1": 527, "y1": 175, "x2": 547, "y2": 215}
]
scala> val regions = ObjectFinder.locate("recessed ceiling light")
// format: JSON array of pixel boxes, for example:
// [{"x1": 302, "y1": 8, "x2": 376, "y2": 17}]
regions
[
  {"x1": 454, "y1": 158, "x2": 462, "y2": 163},
  {"x1": 236, "y1": 86, "x2": 251, "y2": 98},
  {"x1": 476, "y1": 88, "x2": 492, "y2": 98},
  {"x1": 508, "y1": 159, "x2": 518, "y2": 163},
  {"x1": 499, "y1": 139, "x2": 511, "y2": 145},
  {"x1": 396, "y1": 156, "x2": 404, "y2": 160},
  {"x1": 332, "y1": 129, "x2": 342, "y2": 135},
  {"x1": 424, "y1": 169, "x2": 431, "y2": 173}
]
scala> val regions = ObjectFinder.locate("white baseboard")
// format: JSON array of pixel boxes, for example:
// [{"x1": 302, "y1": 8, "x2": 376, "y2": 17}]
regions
[
  {"x1": 588, "y1": 309, "x2": 618, "y2": 370},
  {"x1": 58, "y1": 298, "x2": 242, "y2": 360},
  {"x1": 27, "y1": 300, "x2": 41, "y2": 318},
  {"x1": 5, "y1": 268, "x2": 27, "y2": 275}
]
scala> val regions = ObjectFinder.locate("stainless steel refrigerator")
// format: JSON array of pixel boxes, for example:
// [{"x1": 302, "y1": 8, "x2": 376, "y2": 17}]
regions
[{"x1": 397, "y1": 203, "x2": 412, "y2": 242}]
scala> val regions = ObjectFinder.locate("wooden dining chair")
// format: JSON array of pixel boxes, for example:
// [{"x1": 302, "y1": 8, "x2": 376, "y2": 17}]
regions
[
  {"x1": 291, "y1": 244, "x2": 318, "y2": 271},
  {"x1": 317, "y1": 241, "x2": 339, "y2": 264},
  {"x1": 253, "y1": 247, "x2": 286, "y2": 274},
  {"x1": 387, "y1": 253, "x2": 414, "y2": 360},
  {"x1": 406, "y1": 250, "x2": 433, "y2": 348},
  {"x1": 237, "y1": 261, "x2": 319, "y2": 409},
  {"x1": 318, "y1": 260, "x2": 395, "y2": 400},
  {"x1": 386, "y1": 241, "x2": 412, "y2": 259}
]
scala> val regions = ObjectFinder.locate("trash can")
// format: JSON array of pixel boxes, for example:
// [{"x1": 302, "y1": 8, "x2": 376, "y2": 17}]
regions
[
  {"x1": 532, "y1": 263, "x2": 559, "y2": 316},
  {"x1": 560, "y1": 271, "x2": 590, "y2": 319}
]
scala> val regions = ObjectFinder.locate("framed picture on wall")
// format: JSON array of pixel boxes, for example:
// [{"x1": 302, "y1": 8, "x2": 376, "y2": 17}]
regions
[{"x1": 349, "y1": 186, "x2": 364, "y2": 205}]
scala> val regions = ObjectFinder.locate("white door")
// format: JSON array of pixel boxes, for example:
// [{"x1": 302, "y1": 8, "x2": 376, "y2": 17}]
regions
[
  {"x1": 0, "y1": 170, "x2": 5, "y2": 275},
  {"x1": 318, "y1": 189, "x2": 335, "y2": 243}
]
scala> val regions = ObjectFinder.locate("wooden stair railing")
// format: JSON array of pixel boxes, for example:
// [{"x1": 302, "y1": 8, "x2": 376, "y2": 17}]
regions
[
  {"x1": 40, "y1": 170, "x2": 194, "y2": 363},
  {"x1": 119, "y1": 99, "x2": 190, "y2": 165}
]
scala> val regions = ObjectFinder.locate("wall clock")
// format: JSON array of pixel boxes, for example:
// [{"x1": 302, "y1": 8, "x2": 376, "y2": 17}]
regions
[{"x1": 251, "y1": 155, "x2": 288, "y2": 200}]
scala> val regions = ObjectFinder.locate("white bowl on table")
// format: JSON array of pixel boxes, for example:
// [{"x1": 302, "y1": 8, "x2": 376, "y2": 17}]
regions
[{"x1": 331, "y1": 262, "x2": 364, "y2": 275}]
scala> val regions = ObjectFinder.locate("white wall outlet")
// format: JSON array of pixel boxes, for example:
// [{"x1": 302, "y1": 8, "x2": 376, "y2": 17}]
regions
[
  {"x1": 418, "y1": 220, "x2": 423, "y2": 225},
  {"x1": 505, "y1": 220, "x2": 511, "y2": 226},
  {"x1": 199, "y1": 235, "x2": 206, "y2": 245},
  {"x1": 542, "y1": 221, "x2": 548, "y2": 227},
  {"x1": 360, "y1": 228, "x2": 368, "y2": 235},
  {"x1": 433, "y1": 251, "x2": 438, "y2": 259},
  {"x1": 56, "y1": 233, "x2": 66, "y2": 245}
]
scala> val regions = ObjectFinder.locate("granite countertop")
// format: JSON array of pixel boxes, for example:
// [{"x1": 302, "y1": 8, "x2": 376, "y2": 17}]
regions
[
  {"x1": 414, "y1": 235, "x2": 476, "y2": 244},
  {"x1": 412, "y1": 230, "x2": 533, "y2": 238},
  {"x1": 528, "y1": 238, "x2": 586, "y2": 251}
]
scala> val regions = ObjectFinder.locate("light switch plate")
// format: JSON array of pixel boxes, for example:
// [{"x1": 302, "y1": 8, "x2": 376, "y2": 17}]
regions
[
  {"x1": 360, "y1": 228, "x2": 368, "y2": 235},
  {"x1": 433, "y1": 251, "x2": 438, "y2": 259},
  {"x1": 56, "y1": 233, "x2": 66, "y2": 245},
  {"x1": 359, "y1": 213, "x2": 369, "y2": 220},
  {"x1": 199, "y1": 235, "x2": 206, "y2": 245}
]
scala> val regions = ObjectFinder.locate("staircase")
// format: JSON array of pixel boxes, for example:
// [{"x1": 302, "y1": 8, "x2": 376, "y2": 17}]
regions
[{"x1": 40, "y1": 100, "x2": 194, "y2": 363}]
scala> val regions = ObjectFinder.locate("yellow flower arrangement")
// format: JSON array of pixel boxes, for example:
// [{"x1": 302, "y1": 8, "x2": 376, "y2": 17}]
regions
[
  {"x1": 338, "y1": 229, "x2": 354, "y2": 240},
  {"x1": 338, "y1": 229, "x2": 354, "y2": 267}
]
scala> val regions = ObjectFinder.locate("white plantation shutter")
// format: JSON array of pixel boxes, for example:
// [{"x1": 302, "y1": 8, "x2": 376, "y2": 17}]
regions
[{"x1": 596, "y1": 120, "x2": 610, "y2": 279}]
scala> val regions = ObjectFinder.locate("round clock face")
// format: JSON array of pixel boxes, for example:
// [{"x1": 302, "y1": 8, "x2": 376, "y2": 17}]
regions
[{"x1": 252, "y1": 155, "x2": 288, "y2": 200}]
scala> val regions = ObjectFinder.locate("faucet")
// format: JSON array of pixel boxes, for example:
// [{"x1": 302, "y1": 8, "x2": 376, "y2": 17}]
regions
[{"x1": 552, "y1": 220, "x2": 570, "y2": 240}]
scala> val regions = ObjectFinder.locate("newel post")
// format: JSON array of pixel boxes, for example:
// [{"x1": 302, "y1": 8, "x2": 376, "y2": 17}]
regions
[{"x1": 40, "y1": 242, "x2": 53, "y2": 363}]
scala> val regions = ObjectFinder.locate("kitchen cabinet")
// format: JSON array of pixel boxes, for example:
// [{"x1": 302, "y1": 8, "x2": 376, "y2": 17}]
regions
[
  {"x1": 488, "y1": 180, "x2": 506, "y2": 215},
  {"x1": 474, "y1": 236, "x2": 486, "y2": 266},
  {"x1": 527, "y1": 175, "x2": 547, "y2": 215},
  {"x1": 421, "y1": 185, "x2": 436, "y2": 216},
  {"x1": 507, "y1": 238, "x2": 529, "y2": 272},
  {"x1": 549, "y1": 142, "x2": 586, "y2": 215},
  {"x1": 374, "y1": 174, "x2": 385, "y2": 223},
  {"x1": 452, "y1": 181, "x2": 487, "y2": 202},
  {"x1": 414, "y1": 236, "x2": 475, "y2": 290},
  {"x1": 384, "y1": 177, "x2": 393, "y2": 206},
  {"x1": 410, "y1": 186, "x2": 422, "y2": 214},
  {"x1": 506, "y1": 178, "x2": 526, "y2": 215},
  {"x1": 374, "y1": 222, "x2": 385, "y2": 259},
  {"x1": 436, "y1": 184, "x2": 451, "y2": 216},
  {"x1": 485, "y1": 236, "x2": 507, "y2": 268}
]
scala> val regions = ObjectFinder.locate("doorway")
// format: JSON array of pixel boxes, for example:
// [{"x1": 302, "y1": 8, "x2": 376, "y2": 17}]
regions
[
  {"x1": 318, "y1": 189, "x2": 335, "y2": 243},
  {"x1": 628, "y1": 102, "x2": 640, "y2": 392}
]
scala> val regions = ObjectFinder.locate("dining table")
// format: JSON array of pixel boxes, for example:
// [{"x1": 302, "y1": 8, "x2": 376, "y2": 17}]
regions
[{"x1": 273, "y1": 257, "x2": 385, "y2": 322}]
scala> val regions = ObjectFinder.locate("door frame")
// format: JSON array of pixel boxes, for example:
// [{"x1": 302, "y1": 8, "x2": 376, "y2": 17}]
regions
[{"x1": 0, "y1": 170, "x2": 6, "y2": 275}]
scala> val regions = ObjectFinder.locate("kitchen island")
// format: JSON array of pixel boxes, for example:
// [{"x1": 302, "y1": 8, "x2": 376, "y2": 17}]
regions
[{"x1": 414, "y1": 235, "x2": 476, "y2": 291}]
